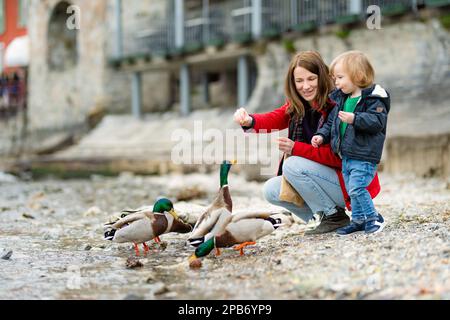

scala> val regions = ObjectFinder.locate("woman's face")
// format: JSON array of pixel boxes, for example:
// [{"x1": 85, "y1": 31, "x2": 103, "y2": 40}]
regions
[{"x1": 293, "y1": 66, "x2": 319, "y2": 103}]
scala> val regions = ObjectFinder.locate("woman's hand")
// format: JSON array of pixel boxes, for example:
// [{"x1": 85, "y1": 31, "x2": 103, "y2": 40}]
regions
[
  {"x1": 277, "y1": 137, "x2": 295, "y2": 155},
  {"x1": 234, "y1": 107, "x2": 253, "y2": 127},
  {"x1": 311, "y1": 135, "x2": 324, "y2": 148},
  {"x1": 338, "y1": 111, "x2": 355, "y2": 124}
]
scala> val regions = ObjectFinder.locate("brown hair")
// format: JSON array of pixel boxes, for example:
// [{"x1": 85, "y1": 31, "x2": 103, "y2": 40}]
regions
[
  {"x1": 330, "y1": 50, "x2": 375, "y2": 88},
  {"x1": 285, "y1": 51, "x2": 334, "y2": 118}
]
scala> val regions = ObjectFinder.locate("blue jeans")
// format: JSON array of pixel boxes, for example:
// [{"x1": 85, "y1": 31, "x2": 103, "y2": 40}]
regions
[
  {"x1": 342, "y1": 157, "x2": 377, "y2": 224},
  {"x1": 263, "y1": 156, "x2": 346, "y2": 223}
]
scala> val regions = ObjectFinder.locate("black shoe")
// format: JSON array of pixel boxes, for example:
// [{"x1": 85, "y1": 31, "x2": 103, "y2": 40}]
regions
[{"x1": 305, "y1": 207, "x2": 350, "y2": 235}]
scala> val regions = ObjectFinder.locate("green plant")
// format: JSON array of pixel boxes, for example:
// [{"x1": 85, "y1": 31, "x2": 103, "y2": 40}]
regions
[
  {"x1": 293, "y1": 21, "x2": 317, "y2": 33},
  {"x1": 125, "y1": 56, "x2": 136, "y2": 64},
  {"x1": 335, "y1": 29, "x2": 351, "y2": 39},
  {"x1": 207, "y1": 38, "x2": 225, "y2": 48},
  {"x1": 439, "y1": 13, "x2": 450, "y2": 30},
  {"x1": 335, "y1": 14, "x2": 360, "y2": 25},
  {"x1": 184, "y1": 42, "x2": 203, "y2": 54},
  {"x1": 262, "y1": 27, "x2": 281, "y2": 40},
  {"x1": 425, "y1": 0, "x2": 450, "y2": 8},
  {"x1": 381, "y1": 3, "x2": 408, "y2": 16},
  {"x1": 233, "y1": 32, "x2": 253, "y2": 45},
  {"x1": 283, "y1": 39, "x2": 296, "y2": 54},
  {"x1": 107, "y1": 58, "x2": 121, "y2": 69}
]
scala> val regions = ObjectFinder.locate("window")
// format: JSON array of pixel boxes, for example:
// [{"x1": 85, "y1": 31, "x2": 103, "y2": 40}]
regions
[
  {"x1": 0, "y1": 0, "x2": 5, "y2": 35},
  {"x1": 19, "y1": 0, "x2": 28, "y2": 28}
]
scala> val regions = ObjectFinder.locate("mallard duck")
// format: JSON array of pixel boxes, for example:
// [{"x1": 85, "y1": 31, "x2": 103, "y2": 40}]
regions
[
  {"x1": 104, "y1": 198, "x2": 192, "y2": 256},
  {"x1": 189, "y1": 210, "x2": 293, "y2": 260},
  {"x1": 187, "y1": 160, "x2": 236, "y2": 248}
]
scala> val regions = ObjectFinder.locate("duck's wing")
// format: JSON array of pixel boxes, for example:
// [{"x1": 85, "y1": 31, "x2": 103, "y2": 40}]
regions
[
  {"x1": 230, "y1": 211, "x2": 277, "y2": 223},
  {"x1": 112, "y1": 218, "x2": 154, "y2": 243},
  {"x1": 225, "y1": 218, "x2": 276, "y2": 243},
  {"x1": 188, "y1": 207, "x2": 232, "y2": 247},
  {"x1": 189, "y1": 206, "x2": 223, "y2": 239},
  {"x1": 219, "y1": 212, "x2": 294, "y2": 244},
  {"x1": 107, "y1": 211, "x2": 150, "y2": 230},
  {"x1": 202, "y1": 208, "x2": 232, "y2": 240}
]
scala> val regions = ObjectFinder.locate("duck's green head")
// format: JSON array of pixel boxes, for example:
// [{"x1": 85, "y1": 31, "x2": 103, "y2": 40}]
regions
[
  {"x1": 190, "y1": 237, "x2": 215, "y2": 260},
  {"x1": 220, "y1": 160, "x2": 237, "y2": 188},
  {"x1": 153, "y1": 198, "x2": 179, "y2": 219}
]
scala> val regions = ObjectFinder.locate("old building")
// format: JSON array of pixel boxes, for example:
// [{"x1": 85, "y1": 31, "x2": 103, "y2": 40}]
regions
[{"x1": 1, "y1": 0, "x2": 449, "y2": 178}]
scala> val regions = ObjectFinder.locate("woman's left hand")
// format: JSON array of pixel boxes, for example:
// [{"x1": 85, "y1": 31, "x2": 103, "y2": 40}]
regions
[{"x1": 277, "y1": 137, "x2": 295, "y2": 155}]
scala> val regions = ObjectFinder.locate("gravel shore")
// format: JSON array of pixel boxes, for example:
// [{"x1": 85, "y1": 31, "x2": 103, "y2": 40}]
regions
[{"x1": 0, "y1": 171, "x2": 449, "y2": 299}]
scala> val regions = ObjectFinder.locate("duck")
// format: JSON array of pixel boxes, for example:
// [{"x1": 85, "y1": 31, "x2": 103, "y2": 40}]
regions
[
  {"x1": 189, "y1": 210, "x2": 294, "y2": 260},
  {"x1": 104, "y1": 198, "x2": 192, "y2": 256},
  {"x1": 187, "y1": 160, "x2": 236, "y2": 248}
]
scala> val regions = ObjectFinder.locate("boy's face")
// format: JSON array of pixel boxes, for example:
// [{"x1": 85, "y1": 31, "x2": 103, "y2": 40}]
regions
[
  {"x1": 293, "y1": 66, "x2": 318, "y2": 103},
  {"x1": 333, "y1": 62, "x2": 358, "y2": 95}
]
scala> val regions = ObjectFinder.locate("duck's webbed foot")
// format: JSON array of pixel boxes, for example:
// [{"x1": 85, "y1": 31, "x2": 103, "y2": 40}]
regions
[{"x1": 233, "y1": 241, "x2": 256, "y2": 256}]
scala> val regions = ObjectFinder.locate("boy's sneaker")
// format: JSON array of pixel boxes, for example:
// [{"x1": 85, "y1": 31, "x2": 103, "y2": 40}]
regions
[
  {"x1": 336, "y1": 220, "x2": 365, "y2": 236},
  {"x1": 365, "y1": 213, "x2": 385, "y2": 234}
]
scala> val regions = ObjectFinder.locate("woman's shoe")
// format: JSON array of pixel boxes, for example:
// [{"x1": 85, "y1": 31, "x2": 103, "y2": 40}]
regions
[{"x1": 305, "y1": 207, "x2": 350, "y2": 235}]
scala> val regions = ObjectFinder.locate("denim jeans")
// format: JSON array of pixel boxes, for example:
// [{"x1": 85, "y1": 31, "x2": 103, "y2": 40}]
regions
[
  {"x1": 263, "y1": 156, "x2": 346, "y2": 223},
  {"x1": 342, "y1": 157, "x2": 377, "y2": 224}
]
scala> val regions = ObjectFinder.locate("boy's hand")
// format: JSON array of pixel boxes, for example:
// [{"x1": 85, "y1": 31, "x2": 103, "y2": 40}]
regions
[
  {"x1": 338, "y1": 111, "x2": 355, "y2": 124},
  {"x1": 311, "y1": 135, "x2": 323, "y2": 148},
  {"x1": 234, "y1": 107, "x2": 253, "y2": 127},
  {"x1": 277, "y1": 137, "x2": 294, "y2": 155}
]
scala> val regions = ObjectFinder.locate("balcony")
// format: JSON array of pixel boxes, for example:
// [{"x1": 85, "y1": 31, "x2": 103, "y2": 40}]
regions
[{"x1": 113, "y1": 0, "x2": 423, "y2": 63}]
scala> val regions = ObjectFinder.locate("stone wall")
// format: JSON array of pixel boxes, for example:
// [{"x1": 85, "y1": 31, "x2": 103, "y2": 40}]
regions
[
  {"x1": 23, "y1": 0, "x2": 172, "y2": 153},
  {"x1": 27, "y1": 0, "x2": 109, "y2": 137}
]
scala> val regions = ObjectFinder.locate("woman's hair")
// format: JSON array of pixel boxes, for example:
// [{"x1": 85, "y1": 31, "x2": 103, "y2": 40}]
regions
[
  {"x1": 285, "y1": 51, "x2": 334, "y2": 117},
  {"x1": 330, "y1": 50, "x2": 375, "y2": 88}
]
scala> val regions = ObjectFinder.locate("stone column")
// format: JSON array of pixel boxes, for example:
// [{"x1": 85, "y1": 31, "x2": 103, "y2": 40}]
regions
[
  {"x1": 131, "y1": 72, "x2": 142, "y2": 119},
  {"x1": 175, "y1": 0, "x2": 185, "y2": 49},
  {"x1": 180, "y1": 64, "x2": 191, "y2": 116},
  {"x1": 238, "y1": 55, "x2": 249, "y2": 107},
  {"x1": 114, "y1": 0, "x2": 123, "y2": 58},
  {"x1": 251, "y1": 0, "x2": 262, "y2": 39}
]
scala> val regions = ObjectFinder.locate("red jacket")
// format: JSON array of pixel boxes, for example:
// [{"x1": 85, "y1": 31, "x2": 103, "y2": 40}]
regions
[{"x1": 248, "y1": 101, "x2": 380, "y2": 210}]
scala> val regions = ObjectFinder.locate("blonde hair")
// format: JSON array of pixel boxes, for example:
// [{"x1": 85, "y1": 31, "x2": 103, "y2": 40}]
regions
[
  {"x1": 330, "y1": 50, "x2": 375, "y2": 88},
  {"x1": 285, "y1": 51, "x2": 334, "y2": 118}
]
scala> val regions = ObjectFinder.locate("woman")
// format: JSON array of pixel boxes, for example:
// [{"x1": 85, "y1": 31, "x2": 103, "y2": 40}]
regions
[{"x1": 233, "y1": 51, "x2": 380, "y2": 234}]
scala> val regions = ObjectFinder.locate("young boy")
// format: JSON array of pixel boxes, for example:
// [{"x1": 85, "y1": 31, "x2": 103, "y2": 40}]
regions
[{"x1": 311, "y1": 51, "x2": 390, "y2": 235}]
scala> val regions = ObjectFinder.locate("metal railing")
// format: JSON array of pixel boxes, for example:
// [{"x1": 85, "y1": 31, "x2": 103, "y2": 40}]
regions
[{"x1": 120, "y1": 0, "x2": 430, "y2": 59}]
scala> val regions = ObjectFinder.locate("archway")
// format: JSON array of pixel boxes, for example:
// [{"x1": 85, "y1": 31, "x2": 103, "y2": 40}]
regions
[{"x1": 47, "y1": 1, "x2": 78, "y2": 71}]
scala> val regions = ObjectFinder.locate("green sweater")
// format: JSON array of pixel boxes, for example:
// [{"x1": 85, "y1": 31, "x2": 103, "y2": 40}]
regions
[{"x1": 340, "y1": 96, "x2": 360, "y2": 138}]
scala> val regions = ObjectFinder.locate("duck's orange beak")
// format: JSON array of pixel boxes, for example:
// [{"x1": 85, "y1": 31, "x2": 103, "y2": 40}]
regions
[{"x1": 188, "y1": 254, "x2": 198, "y2": 263}]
